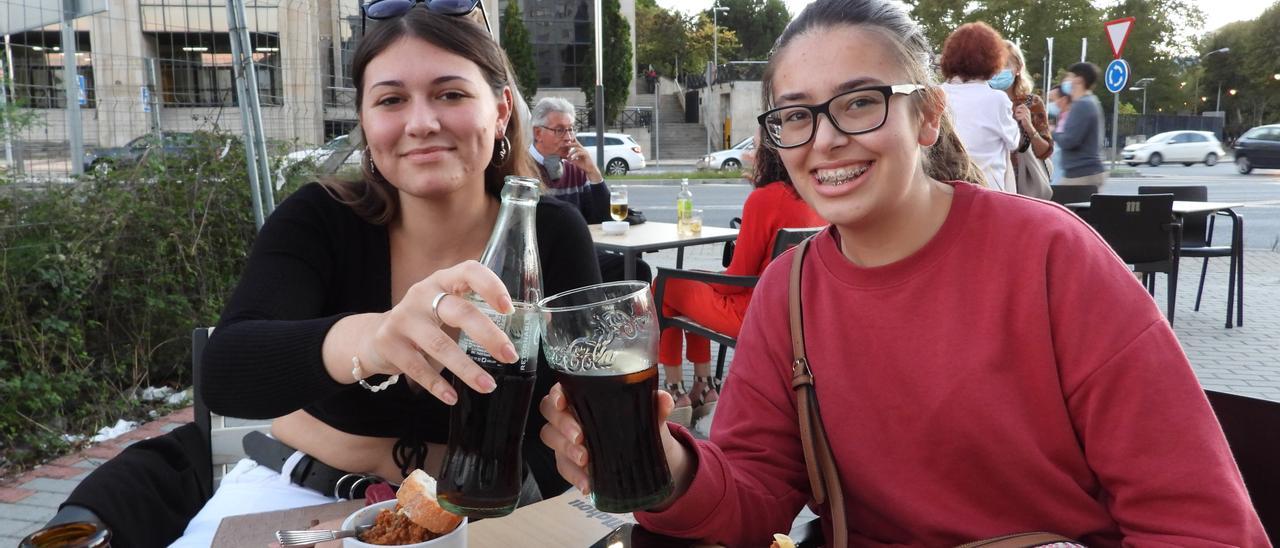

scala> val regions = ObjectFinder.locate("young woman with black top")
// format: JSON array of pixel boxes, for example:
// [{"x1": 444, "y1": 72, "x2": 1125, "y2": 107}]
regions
[{"x1": 47, "y1": 5, "x2": 599, "y2": 546}]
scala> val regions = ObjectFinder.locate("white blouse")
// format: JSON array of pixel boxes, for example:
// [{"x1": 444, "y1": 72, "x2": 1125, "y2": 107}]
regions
[{"x1": 940, "y1": 81, "x2": 1021, "y2": 192}]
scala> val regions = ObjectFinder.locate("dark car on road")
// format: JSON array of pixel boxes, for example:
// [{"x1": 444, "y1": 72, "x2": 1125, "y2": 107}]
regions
[
  {"x1": 1233, "y1": 124, "x2": 1280, "y2": 174},
  {"x1": 83, "y1": 132, "x2": 198, "y2": 173}
]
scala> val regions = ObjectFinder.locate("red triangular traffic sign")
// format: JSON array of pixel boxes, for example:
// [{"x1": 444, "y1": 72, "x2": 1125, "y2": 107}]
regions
[{"x1": 1105, "y1": 17, "x2": 1136, "y2": 59}]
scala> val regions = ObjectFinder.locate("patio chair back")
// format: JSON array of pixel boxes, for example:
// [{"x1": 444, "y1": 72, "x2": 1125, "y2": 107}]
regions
[
  {"x1": 1139, "y1": 185, "x2": 1210, "y2": 247},
  {"x1": 722, "y1": 217, "x2": 742, "y2": 267},
  {"x1": 1088, "y1": 194, "x2": 1178, "y2": 265},
  {"x1": 192, "y1": 327, "x2": 271, "y2": 492},
  {"x1": 1206, "y1": 390, "x2": 1280, "y2": 538},
  {"x1": 771, "y1": 227, "x2": 823, "y2": 259},
  {"x1": 1087, "y1": 194, "x2": 1181, "y2": 322},
  {"x1": 1049, "y1": 184, "x2": 1099, "y2": 207}
]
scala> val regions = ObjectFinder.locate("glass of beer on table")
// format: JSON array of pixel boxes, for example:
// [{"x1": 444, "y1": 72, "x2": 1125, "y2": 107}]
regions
[
  {"x1": 538, "y1": 281, "x2": 673, "y2": 513},
  {"x1": 609, "y1": 186, "x2": 629, "y2": 222}
]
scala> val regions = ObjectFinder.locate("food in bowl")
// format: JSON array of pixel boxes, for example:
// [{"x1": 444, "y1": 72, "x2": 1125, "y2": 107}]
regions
[{"x1": 344, "y1": 470, "x2": 466, "y2": 547}]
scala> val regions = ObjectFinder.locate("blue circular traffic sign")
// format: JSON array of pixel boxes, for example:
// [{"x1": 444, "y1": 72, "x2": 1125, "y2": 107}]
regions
[{"x1": 1105, "y1": 59, "x2": 1129, "y2": 93}]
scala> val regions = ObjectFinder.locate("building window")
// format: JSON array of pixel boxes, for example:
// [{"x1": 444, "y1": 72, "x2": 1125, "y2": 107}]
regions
[
  {"x1": 152, "y1": 32, "x2": 281, "y2": 107},
  {"x1": 504, "y1": 0, "x2": 591, "y2": 88},
  {"x1": 8, "y1": 31, "x2": 95, "y2": 109}
]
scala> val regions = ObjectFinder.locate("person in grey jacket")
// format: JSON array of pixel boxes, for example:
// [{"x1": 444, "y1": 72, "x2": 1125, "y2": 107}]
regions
[{"x1": 1053, "y1": 62, "x2": 1107, "y2": 186}]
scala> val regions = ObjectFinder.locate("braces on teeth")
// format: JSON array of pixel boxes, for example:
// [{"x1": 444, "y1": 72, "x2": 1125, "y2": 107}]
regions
[{"x1": 817, "y1": 165, "x2": 868, "y2": 185}]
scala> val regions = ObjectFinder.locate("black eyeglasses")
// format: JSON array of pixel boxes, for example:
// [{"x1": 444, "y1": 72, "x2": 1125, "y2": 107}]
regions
[
  {"x1": 757, "y1": 84, "x2": 925, "y2": 149},
  {"x1": 537, "y1": 126, "x2": 575, "y2": 137},
  {"x1": 360, "y1": 0, "x2": 490, "y2": 36}
]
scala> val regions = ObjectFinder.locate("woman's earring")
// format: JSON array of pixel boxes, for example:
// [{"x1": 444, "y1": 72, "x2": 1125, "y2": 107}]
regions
[
  {"x1": 365, "y1": 147, "x2": 379, "y2": 177},
  {"x1": 492, "y1": 134, "x2": 511, "y2": 166}
]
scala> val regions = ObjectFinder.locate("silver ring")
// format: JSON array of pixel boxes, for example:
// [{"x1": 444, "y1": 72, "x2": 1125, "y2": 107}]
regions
[{"x1": 430, "y1": 292, "x2": 451, "y2": 323}]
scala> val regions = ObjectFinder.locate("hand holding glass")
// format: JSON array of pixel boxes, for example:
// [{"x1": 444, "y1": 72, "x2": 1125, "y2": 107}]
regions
[{"x1": 539, "y1": 281, "x2": 673, "y2": 512}]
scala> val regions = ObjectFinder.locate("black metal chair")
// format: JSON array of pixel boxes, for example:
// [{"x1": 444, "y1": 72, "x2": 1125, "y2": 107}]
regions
[
  {"x1": 192, "y1": 327, "x2": 270, "y2": 493},
  {"x1": 1205, "y1": 390, "x2": 1280, "y2": 539},
  {"x1": 655, "y1": 227, "x2": 821, "y2": 380},
  {"x1": 1138, "y1": 186, "x2": 1242, "y2": 327},
  {"x1": 1087, "y1": 194, "x2": 1182, "y2": 323},
  {"x1": 1049, "y1": 184, "x2": 1099, "y2": 209},
  {"x1": 721, "y1": 217, "x2": 742, "y2": 268}
]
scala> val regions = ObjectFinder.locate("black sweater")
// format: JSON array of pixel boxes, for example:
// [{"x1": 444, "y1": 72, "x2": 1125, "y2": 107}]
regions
[{"x1": 201, "y1": 183, "x2": 601, "y2": 490}]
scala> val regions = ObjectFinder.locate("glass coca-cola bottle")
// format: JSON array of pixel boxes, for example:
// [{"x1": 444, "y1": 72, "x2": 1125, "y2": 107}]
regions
[{"x1": 437, "y1": 176, "x2": 542, "y2": 518}]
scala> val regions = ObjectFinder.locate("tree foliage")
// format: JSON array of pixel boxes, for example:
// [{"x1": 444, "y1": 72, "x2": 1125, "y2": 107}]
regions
[
  {"x1": 705, "y1": 0, "x2": 789, "y2": 61},
  {"x1": 578, "y1": 0, "x2": 633, "y2": 125},
  {"x1": 636, "y1": 2, "x2": 739, "y2": 81},
  {"x1": 500, "y1": 0, "x2": 538, "y2": 103},
  {"x1": 1200, "y1": 3, "x2": 1280, "y2": 129}
]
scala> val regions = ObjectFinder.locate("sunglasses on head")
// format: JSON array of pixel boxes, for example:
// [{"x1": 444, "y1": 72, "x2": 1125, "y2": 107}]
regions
[{"x1": 359, "y1": 0, "x2": 490, "y2": 35}]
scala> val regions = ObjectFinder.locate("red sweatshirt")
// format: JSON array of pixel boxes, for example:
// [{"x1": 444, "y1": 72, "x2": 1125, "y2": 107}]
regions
[{"x1": 636, "y1": 182, "x2": 1267, "y2": 547}]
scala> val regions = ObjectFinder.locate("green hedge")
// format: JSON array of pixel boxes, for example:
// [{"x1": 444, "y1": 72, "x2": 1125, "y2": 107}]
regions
[{"x1": 0, "y1": 131, "x2": 313, "y2": 475}]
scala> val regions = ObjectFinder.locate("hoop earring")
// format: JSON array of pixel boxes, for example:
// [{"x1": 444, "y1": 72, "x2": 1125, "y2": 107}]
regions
[
  {"x1": 364, "y1": 146, "x2": 380, "y2": 178},
  {"x1": 491, "y1": 134, "x2": 511, "y2": 167}
]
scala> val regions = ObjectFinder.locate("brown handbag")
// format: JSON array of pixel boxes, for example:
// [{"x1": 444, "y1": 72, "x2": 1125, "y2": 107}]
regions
[{"x1": 786, "y1": 239, "x2": 1080, "y2": 548}]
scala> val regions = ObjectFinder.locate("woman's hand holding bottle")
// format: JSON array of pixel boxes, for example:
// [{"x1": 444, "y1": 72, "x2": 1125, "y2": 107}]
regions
[{"x1": 327, "y1": 261, "x2": 518, "y2": 405}]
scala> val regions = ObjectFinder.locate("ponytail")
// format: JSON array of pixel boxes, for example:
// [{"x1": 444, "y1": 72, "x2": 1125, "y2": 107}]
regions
[{"x1": 925, "y1": 112, "x2": 987, "y2": 186}]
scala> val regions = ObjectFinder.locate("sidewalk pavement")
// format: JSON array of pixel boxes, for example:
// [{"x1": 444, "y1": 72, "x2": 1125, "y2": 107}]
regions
[{"x1": 3, "y1": 245, "x2": 1279, "y2": 544}]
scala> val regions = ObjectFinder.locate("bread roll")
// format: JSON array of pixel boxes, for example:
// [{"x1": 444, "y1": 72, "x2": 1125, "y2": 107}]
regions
[
  {"x1": 396, "y1": 470, "x2": 463, "y2": 534},
  {"x1": 771, "y1": 533, "x2": 796, "y2": 548}
]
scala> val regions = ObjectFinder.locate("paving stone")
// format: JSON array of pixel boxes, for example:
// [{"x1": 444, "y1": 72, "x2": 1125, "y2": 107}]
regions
[
  {"x1": 82, "y1": 444, "x2": 124, "y2": 460},
  {"x1": 12, "y1": 491, "x2": 68, "y2": 509},
  {"x1": 0, "y1": 502, "x2": 56, "y2": 522},
  {"x1": 0, "y1": 486, "x2": 34, "y2": 503},
  {"x1": 29, "y1": 465, "x2": 86, "y2": 480},
  {"x1": 0, "y1": 517, "x2": 40, "y2": 535},
  {"x1": 49, "y1": 454, "x2": 85, "y2": 468},
  {"x1": 0, "y1": 516, "x2": 39, "y2": 535},
  {"x1": 17, "y1": 478, "x2": 80, "y2": 495}
]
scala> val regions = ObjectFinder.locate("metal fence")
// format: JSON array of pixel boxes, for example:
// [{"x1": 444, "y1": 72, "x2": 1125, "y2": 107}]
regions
[
  {"x1": 0, "y1": 0, "x2": 370, "y2": 179},
  {"x1": 1112, "y1": 114, "x2": 1226, "y2": 146}
]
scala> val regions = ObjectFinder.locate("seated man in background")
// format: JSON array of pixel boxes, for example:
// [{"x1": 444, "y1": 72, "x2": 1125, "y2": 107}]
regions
[{"x1": 528, "y1": 97, "x2": 651, "y2": 282}]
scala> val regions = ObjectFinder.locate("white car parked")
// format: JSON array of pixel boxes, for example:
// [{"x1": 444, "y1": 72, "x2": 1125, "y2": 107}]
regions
[
  {"x1": 1122, "y1": 130, "x2": 1226, "y2": 167},
  {"x1": 577, "y1": 132, "x2": 647, "y2": 175},
  {"x1": 277, "y1": 135, "x2": 362, "y2": 182},
  {"x1": 696, "y1": 136, "x2": 755, "y2": 171}
]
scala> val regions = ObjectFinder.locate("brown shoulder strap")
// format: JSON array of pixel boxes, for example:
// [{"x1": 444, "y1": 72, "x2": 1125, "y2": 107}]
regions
[
  {"x1": 955, "y1": 532, "x2": 1077, "y2": 548},
  {"x1": 788, "y1": 237, "x2": 848, "y2": 548}
]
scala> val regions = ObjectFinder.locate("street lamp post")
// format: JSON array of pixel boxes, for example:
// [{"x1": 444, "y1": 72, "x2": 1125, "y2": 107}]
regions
[
  {"x1": 1131, "y1": 77, "x2": 1154, "y2": 115},
  {"x1": 707, "y1": 3, "x2": 728, "y2": 153},
  {"x1": 711, "y1": 4, "x2": 729, "y2": 85},
  {"x1": 1194, "y1": 47, "x2": 1229, "y2": 115}
]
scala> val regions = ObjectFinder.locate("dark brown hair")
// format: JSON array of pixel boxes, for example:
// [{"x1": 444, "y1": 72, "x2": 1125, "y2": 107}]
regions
[
  {"x1": 758, "y1": 0, "x2": 985, "y2": 186},
  {"x1": 322, "y1": 8, "x2": 536, "y2": 224},
  {"x1": 939, "y1": 22, "x2": 1006, "y2": 82}
]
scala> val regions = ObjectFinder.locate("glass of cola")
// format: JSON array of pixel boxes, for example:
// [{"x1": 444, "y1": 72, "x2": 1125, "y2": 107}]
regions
[{"x1": 539, "y1": 281, "x2": 674, "y2": 513}]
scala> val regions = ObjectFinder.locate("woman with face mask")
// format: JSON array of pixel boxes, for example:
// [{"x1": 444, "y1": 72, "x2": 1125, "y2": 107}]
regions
[
  {"x1": 938, "y1": 22, "x2": 1021, "y2": 192},
  {"x1": 1000, "y1": 40, "x2": 1055, "y2": 197}
]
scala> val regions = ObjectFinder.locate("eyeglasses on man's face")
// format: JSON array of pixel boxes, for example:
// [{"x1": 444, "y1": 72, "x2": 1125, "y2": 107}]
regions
[
  {"x1": 360, "y1": 0, "x2": 489, "y2": 36},
  {"x1": 538, "y1": 126, "x2": 575, "y2": 138},
  {"x1": 757, "y1": 84, "x2": 925, "y2": 149}
]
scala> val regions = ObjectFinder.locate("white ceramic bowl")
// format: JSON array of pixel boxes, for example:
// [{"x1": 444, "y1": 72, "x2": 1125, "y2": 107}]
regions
[
  {"x1": 340, "y1": 499, "x2": 467, "y2": 548},
  {"x1": 602, "y1": 220, "x2": 629, "y2": 235}
]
